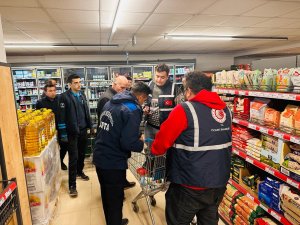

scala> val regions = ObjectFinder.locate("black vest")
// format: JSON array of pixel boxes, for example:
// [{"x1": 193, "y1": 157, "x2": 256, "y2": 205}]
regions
[{"x1": 167, "y1": 101, "x2": 232, "y2": 188}]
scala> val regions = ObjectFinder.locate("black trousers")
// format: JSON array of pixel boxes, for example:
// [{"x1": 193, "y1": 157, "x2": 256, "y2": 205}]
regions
[
  {"x1": 96, "y1": 168, "x2": 126, "y2": 225},
  {"x1": 61, "y1": 129, "x2": 88, "y2": 188},
  {"x1": 165, "y1": 183, "x2": 226, "y2": 225}
]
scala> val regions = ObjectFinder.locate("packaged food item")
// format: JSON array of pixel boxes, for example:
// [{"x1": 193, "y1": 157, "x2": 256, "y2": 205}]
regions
[
  {"x1": 264, "y1": 108, "x2": 280, "y2": 128},
  {"x1": 250, "y1": 99, "x2": 270, "y2": 124},
  {"x1": 291, "y1": 68, "x2": 300, "y2": 93},
  {"x1": 276, "y1": 68, "x2": 293, "y2": 92},
  {"x1": 294, "y1": 109, "x2": 300, "y2": 135},
  {"x1": 261, "y1": 69, "x2": 276, "y2": 91},
  {"x1": 280, "y1": 105, "x2": 298, "y2": 133}
]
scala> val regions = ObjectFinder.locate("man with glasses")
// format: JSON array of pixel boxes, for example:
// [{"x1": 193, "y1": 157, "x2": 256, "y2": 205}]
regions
[{"x1": 96, "y1": 75, "x2": 136, "y2": 190}]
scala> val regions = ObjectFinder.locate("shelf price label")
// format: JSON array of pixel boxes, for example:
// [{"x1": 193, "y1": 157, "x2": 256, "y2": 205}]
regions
[
  {"x1": 259, "y1": 203, "x2": 268, "y2": 212},
  {"x1": 232, "y1": 149, "x2": 239, "y2": 155},
  {"x1": 270, "y1": 210, "x2": 281, "y2": 222},
  {"x1": 248, "y1": 123, "x2": 256, "y2": 130},
  {"x1": 274, "y1": 131, "x2": 284, "y2": 140},
  {"x1": 265, "y1": 167, "x2": 275, "y2": 176},
  {"x1": 286, "y1": 178, "x2": 300, "y2": 189},
  {"x1": 260, "y1": 127, "x2": 268, "y2": 134},
  {"x1": 290, "y1": 136, "x2": 300, "y2": 144},
  {"x1": 246, "y1": 157, "x2": 254, "y2": 164},
  {"x1": 246, "y1": 193, "x2": 254, "y2": 201}
]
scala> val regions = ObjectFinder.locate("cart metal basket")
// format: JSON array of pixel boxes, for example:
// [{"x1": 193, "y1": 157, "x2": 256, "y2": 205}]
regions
[{"x1": 128, "y1": 140, "x2": 167, "y2": 225}]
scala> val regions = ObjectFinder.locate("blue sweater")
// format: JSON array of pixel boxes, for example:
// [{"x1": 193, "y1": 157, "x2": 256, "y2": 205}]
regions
[{"x1": 93, "y1": 91, "x2": 144, "y2": 170}]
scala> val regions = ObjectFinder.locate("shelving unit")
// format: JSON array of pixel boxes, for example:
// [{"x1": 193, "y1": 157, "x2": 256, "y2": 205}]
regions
[
  {"x1": 174, "y1": 64, "x2": 194, "y2": 83},
  {"x1": 215, "y1": 79, "x2": 300, "y2": 225},
  {"x1": 110, "y1": 66, "x2": 132, "y2": 79},
  {"x1": 62, "y1": 67, "x2": 86, "y2": 91},
  {"x1": 132, "y1": 65, "x2": 153, "y2": 83},
  {"x1": 12, "y1": 68, "x2": 38, "y2": 111},
  {"x1": 228, "y1": 179, "x2": 292, "y2": 225},
  {"x1": 36, "y1": 67, "x2": 63, "y2": 97}
]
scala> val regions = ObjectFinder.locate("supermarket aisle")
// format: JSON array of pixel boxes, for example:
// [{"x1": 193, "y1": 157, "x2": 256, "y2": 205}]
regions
[{"x1": 50, "y1": 161, "x2": 226, "y2": 225}]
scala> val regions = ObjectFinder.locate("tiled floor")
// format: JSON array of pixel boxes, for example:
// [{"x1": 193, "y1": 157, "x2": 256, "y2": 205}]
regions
[{"x1": 50, "y1": 161, "x2": 226, "y2": 225}]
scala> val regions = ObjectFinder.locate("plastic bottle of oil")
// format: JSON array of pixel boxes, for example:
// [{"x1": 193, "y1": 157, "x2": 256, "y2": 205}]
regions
[
  {"x1": 18, "y1": 118, "x2": 27, "y2": 154},
  {"x1": 36, "y1": 116, "x2": 47, "y2": 150},
  {"x1": 25, "y1": 119, "x2": 40, "y2": 156}
]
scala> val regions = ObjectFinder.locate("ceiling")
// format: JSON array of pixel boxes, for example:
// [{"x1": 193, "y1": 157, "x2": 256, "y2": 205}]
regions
[{"x1": 2, "y1": 0, "x2": 300, "y2": 57}]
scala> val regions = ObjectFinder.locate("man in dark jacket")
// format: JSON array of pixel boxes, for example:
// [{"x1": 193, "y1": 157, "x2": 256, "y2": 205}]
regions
[
  {"x1": 93, "y1": 82, "x2": 151, "y2": 225},
  {"x1": 152, "y1": 71, "x2": 232, "y2": 225},
  {"x1": 96, "y1": 75, "x2": 136, "y2": 190},
  {"x1": 36, "y1": 83, "x2": 68, "y2": 170},
  {"x1": 58, "y1": 74, "x2": 92, "y2": 197}
]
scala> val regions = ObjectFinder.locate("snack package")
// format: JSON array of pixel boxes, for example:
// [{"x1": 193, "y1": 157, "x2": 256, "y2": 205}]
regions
[
  {"x1": 291, "y1": 68, "x2": 300, "y2": 93},
  {"x1": 221, "y1": 70, "x2": 227, "y2": 85},
  {"x1": 261, "y1": 69, "x2": 276, "y2": 91},
  {"x1": 250, "y1": 99, "x2": 270, "y2": 123},
  {"x1": 227, "y1": 70, "x2": 235, "y2": 87},
  {"x1": 280, "y1": 105, "x2": 298, "y2": 132},
  {"x1": 251, "y1": 70, "x2": 262, "y2": 90},
  {"x1": 280, "y1": 185, "x2": 300, "y2": 218},
  {"x1": 264, "y1": 108, "x2": 281, "y2": 128},
  {"x1": 276, "y1": 68, "x2": 293, "y2": 92}
]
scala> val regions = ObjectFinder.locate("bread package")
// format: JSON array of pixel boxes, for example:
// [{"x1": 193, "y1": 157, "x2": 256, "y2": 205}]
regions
[
  {"x1": 291, "y1": 68, "x2": 300, "y2": 93},
  {"x1": 264, "y1": 108, "x2": 280, "y2": 128},
  {"x1": 280, "y1": 105, "x2": 298, "y2": 132},
  {"x1": 250, "y1": 99, "x2": 270, "y2": 123}
]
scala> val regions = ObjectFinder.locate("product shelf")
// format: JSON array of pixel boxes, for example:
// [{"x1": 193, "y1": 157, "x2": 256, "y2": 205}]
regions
[
  {"x1": 228, "y1": 179, "x2": 292, "y2": 225},
  {"x1": 218, "y1": 210, "x2": 232, "y2": 225},
  {"x1": 232, "y1": 118, "x2": 300, "y2": 145},
  {"x1": 214, "y1": 87, "x2": 300, "y2": 101},
  {"x1": 232, "y1": 148, "x2": 300, "y2": 189}
]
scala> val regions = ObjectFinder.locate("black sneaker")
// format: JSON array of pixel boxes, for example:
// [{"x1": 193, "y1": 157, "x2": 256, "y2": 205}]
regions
[
  {"x1": 124, "y1": 181, "x2": 136, "y2": 190},
  {"x1": 77, "y1": 172, "x2": 90, "y2": 181},
  {"x1": 122, "y1": 218, "x2": 129, "y2": 225},
  {"x1": 61, "y1": 163, "x2": 67, "y2": 170},
  {"x1": 69, "y1": 187, "x2": 78, "y2": 197}
]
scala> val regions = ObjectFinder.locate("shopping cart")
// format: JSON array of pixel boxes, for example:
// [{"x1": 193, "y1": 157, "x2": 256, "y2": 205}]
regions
[{"x1": 128, "y1": 139, "x2": 167, "y2": 225}]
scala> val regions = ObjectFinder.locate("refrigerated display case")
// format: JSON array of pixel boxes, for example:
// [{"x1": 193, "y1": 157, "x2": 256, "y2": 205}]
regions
[
  {"x1": 132, "y1": 66, "x2": 153, "y2": 83},
  {"x1": 110, "y1": 66, "x2": 132, "y2": 79},
  {"x1": 174, "y1": 64, "x2": 194, "y2": 83},
  {"x1": 86, "y1": 67, "x2": 109, "y2": 81},
  {"x1": 12, "y1": 68, "x2": 38, "y2": 111}
]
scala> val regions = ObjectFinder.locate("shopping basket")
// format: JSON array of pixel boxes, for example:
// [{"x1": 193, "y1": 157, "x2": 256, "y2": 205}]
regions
[{"x1": 128, "y1": 139, "x2": 167, "y2": 225}]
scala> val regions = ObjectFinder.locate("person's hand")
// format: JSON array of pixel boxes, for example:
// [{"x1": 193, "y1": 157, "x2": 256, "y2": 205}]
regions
[
  {"x1": 139, "y1": 134, "x2": 144, "y2": 142},
  {"x1": 143, "y1": 106, "x2": 151, "y2": 115}
]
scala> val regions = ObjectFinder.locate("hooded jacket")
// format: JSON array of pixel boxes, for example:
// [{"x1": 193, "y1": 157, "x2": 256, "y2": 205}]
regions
[
  {"x1": 151, "y1": 89, "x2": 232, "y2": 188},
  {"x1": 93, "y1": 90, "x2": 144, "y2": 170}
]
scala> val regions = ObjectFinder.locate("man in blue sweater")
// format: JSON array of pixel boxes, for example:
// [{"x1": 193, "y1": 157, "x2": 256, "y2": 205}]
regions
[{"x1": 93, "y1": 82, "x2": 151, "y2": 225}]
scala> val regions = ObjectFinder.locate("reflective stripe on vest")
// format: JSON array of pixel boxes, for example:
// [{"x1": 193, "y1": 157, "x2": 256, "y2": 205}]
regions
[{"x1": 173, "y1": 101, "x2": 232, "y2": 151}]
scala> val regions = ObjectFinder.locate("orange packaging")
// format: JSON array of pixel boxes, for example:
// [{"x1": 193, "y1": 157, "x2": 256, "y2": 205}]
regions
[
  {"x1": 264, "y1": 108, "x2": 280, "y2": 128},
  {"x1": 280, "y1": 105, "x2": 298, "y2": 131},
  {"x1": 294, "y1": 109, "x2": 300, "y2": 135}
]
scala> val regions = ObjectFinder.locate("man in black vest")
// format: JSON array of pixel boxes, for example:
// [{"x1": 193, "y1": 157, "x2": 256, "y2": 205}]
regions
[
  {"x1": 58, "y1": 74, "x2": 92, "y2": 197},
  {"x1": 144, "y1": 64, "x2": 177, "y2": 140},
  {"x1": 36, "y1": 84, "x2": 68, "y2": 170},
  {"x1": 152, "y1": 71, "x2": 232, "y2": 225}
]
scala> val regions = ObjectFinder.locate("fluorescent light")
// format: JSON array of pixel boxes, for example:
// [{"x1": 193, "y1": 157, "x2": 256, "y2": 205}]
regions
[
  {"x1": 164, "y1": 34, "x2": 288, "y2": 41},
  {"x1": 109, "y1": 0, "x2": 122, "y2": 42},
  {"x1": 4, "y1": 43, "x2": 119, "y2": 48}
]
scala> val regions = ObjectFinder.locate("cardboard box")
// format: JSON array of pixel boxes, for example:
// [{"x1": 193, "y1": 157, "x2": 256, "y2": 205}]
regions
[{"x1": 29, "y1": 190, "x2": 49, "y2": 224}]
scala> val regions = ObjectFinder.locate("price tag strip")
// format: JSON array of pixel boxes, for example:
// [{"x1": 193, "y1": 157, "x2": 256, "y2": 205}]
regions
[{"x1": 232, "y1": 118, "x2": 300, "y2": 145}]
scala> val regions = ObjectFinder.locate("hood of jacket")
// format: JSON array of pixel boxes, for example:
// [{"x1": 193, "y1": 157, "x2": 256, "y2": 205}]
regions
[
  {"x1": 111, "y1": 90, "x2": 139, "y2": 104},
  {"x1": 190, "y1": 89, "x2": 226, "y2": 110}
]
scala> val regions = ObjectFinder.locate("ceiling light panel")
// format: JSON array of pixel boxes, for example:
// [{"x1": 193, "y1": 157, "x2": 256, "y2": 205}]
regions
[
  {"x1": 244, "y1": 1, "x2": 300, "y2": 17},
  {"x1": 39, "y1": 0, "x2": 99, "y2": 10},
  {"x1": 0, "y1": 7, "x2": 51, "y2": 22},
  {"x1": 47, "y1": 9, "x2": 99, "y2": 23},
  {"x1": 202, "y1": 0, "x2": 266, "y2": 16}
]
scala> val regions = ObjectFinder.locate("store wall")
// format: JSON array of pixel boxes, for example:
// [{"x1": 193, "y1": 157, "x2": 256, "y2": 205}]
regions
[
  {"x1": 251, "y1": 56, "x2": 297, "y2": 70},
  {"x1": 0, "y1": 16, "x2": 7, "y2": 63},
  {"x1": 7, "y1": 53, "x2": 235, "y2": 71}
]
